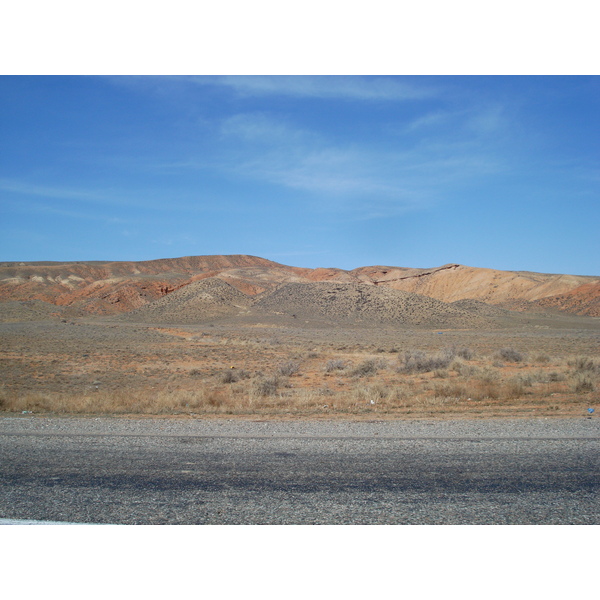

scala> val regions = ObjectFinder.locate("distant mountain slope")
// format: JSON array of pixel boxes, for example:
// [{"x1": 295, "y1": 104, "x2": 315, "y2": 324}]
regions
[
  {"x1": 0, "y1": 255, "x2": 597, "y2": 317},
  {"x1": 0, "y1": 255, "x2": 287, "y2": 315},
  {"x1": 354, "y1": 264, "x2": 594, "y2": 302}
]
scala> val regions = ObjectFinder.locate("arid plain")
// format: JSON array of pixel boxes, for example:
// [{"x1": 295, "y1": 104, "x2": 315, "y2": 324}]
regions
[{"x1": 1, "y1": 255, "x2": 599, "y2": 419}]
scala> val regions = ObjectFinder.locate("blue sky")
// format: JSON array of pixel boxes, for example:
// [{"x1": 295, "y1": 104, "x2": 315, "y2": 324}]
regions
[{"x1": 1, "y1": 75, "x2": 598, "y2": 275}]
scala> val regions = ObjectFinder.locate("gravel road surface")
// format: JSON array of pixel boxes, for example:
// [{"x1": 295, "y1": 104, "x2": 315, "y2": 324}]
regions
[{"x1": 1, "y1": 416, "x2": 599, "y2": 524}]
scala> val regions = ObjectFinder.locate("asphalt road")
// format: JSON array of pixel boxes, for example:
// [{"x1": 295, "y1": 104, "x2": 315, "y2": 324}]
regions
[{"x1": 1, "y1": 416, "x2": 599, "y2": 524}]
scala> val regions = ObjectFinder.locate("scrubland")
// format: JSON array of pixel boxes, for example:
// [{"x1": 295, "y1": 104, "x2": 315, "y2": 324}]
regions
[{"x1": 1, "y1": 318, "x2": 598, "y2": 419}]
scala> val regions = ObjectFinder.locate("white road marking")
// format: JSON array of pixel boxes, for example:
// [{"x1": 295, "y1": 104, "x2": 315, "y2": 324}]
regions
[{"x1": 0, "y1": 518, "x2": 106, "y2": 525}]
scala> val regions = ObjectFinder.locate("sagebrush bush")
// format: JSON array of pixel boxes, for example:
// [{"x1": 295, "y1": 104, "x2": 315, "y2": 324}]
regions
[
  {"x1": 573, "y1": 374, "x2": 595, "y2": 393},
  {"x1": 496, "y1": 347, "x2": 524, "y2": 363},
  {"x1": 398, "y1": 350, "x2": 452, "y2": 374},
  {"x1": 456, "y1": 347, "x2": 474, "y2": 360},
  {"x1": 218, "y1": 368, "x2": 250, "y2": 384},
  {"x1": 277, "y1": 361, "x2": 300, "y2": 376},
  {"x1": 450, "y1": 359, "x2": 479, "y2": 376},
  {"x1": 569, "y1": 356, "x2": 600, "y2": 374},
  {"x1": 252, "y1": 376, "x2": 281, "y2": 396},
  {"x1": 476, "y1": 367, "x2": 500, "y2": 384},
  {"x1": 351, "y1": 359, "x2": 386, "y2": 377},
  {"x1": 324, "y1": 359, "x2": 347, "y2": 372}
]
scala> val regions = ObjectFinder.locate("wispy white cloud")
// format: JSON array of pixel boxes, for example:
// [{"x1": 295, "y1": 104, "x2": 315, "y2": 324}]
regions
[
  {"x1": 188, "y1": 75, "x2": 438, "y2": 101},
  {"x1": 0, "y1": 177, "x2": 164, "y2": 212},
  {"x1": 210, "y1": 111, "x2": 504, "y2": 219},
  {"x1": 0, "y1": 177, "x2": 222, "y2": 215},
  {"x1": 405, "y1": 111, "x2": 452, "y2": 131},
  {"x1": 1, "y1": 197, "x2": 129, "y2": 224},
  {"x1": 466, "y1": 105, "x2": 506, "y2": 135},
  {"x1": 220, "y1": 112, "x2": 315, "y2": 145},
  {"x1": 405, "y1": 105, "x2": 508, "y2": 136},
  {"x1": 0, "y1": 178, "x2": 111, "y2": 204}
]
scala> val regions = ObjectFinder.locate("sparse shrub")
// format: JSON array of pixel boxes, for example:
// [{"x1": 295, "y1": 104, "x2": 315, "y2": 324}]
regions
[
  {"x1": 324, "y1": 359, "x2": 347, "y2": 373},
  {"x1": 514, "y1": 374, "x2": 534, "y2": 387},
  {"x1": 569, "y1": 356, "x2": 600, "y2": 374},
  {"x1": 456, "y1": 347, "x2": 474, "y2": 360},
  {"x1": 398, "y1": 350, "x2": 452, "y2": 374},
  {"x1": 253, "y1": 376, "x2": 281, "y2": 396},
  {"x1": 476, "y1": 367, "x2": 500, "y2": 385},
  {"x1": 450, "y1": 358, "x2": 477, "y2": 376},
  {"x1": 277, "y1": 361, "x2": 300, "y2": 377},
  {"x1": 433, "y1": 383, "x2": 467, "y2": 400},
  {"x1": 506, "y1": 379, "x2": 526, "y2": 399},
  {"x1": 218, "y1": 369, "x2": 250, "y2": 384},
  {"x1": 573, "y1": 374, "x2": 595, "y2": 393},
  {"x1": 496, "y1": 347, "x2": 524, "y2": 363},
  {"x1": 351, "y1": 358, "x2": 386, "y2": 377},
  {"x1": 440, "y1": 347, "x2": 457, "y2": 361}
]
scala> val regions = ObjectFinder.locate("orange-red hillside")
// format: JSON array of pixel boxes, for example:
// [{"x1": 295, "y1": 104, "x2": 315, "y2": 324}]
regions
[{"x1": 0, "y1": 255, "x2": 597, "y2": 317}]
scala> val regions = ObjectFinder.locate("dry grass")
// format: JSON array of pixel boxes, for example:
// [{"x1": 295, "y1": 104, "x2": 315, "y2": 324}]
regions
[
  {"x1": 0, "y1": 386, "x2": 223, "y2": 415},
  {"x1": 1, "y1": 329, "x2": 598, "y2": 418}
]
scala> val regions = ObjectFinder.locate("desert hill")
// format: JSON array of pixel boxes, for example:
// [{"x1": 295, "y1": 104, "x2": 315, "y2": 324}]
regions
[
  {"x1": 251, "y1": 282, "x2": 490, "y2": 328},
  {"x1": 120, "y1": 278, "x2": 253, "y2": 323},
  {"x1": 0, "y1": 255, "x2": 291, "y2": 315},
  {"x1": 0, "y1": 254, "x2": 598, "y2": 319},
  {"x1": 119, "y1": 279, "x2": 496, "y2": 328}
]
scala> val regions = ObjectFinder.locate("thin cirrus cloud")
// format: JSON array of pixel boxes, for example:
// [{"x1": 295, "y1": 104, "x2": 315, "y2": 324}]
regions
[
  {"x1": 219, "y1": 112, "x2": 315, "y2": 144},
  {"x1": 214, "y1": 111, "x2": 503, "y2": 217},
  {"x1": 0, "y1": 177, "x2": 198, "y2": 214},
  {"x1": 2, "y1": 197, "x2": 128, "y2": 224},
  {"x1": 0, "y1": 177, "x2": 158, "y2": 211},
  {"x1": 405, "y1": 105, "x2": 507, "y2": 137},
  {"x1": 218, "y1": 113, "x2": 418, "y2": 206},
  {"x1": 188, "y1": 75, "x2": 438, "y2": 101},
  {"x1": 0, "y1": 178, "x2": 112, "y2": 204}
]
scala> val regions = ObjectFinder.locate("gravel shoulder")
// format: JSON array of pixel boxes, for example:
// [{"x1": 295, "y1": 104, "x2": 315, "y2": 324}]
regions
[{"x1": 2, "y1": 414, "x2": 599, "y2": 438}]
